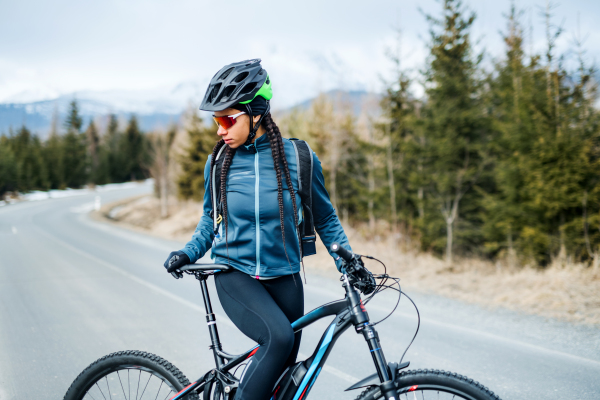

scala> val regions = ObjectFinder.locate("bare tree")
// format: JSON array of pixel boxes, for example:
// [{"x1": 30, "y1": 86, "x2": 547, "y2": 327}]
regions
[{"x1": 148, "y1": 126, "x2": 177, "y2": 218}]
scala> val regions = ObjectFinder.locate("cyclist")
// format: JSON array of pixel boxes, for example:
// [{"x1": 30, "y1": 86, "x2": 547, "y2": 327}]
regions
[{"x1": 164, "y1": 59, "x2": 353, "y2": 400}]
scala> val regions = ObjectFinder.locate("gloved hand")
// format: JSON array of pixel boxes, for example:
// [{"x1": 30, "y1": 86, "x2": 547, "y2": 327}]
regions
[
  {"x1": 354, "y1": 264, "x2": 376, "y2": 295},
  {"x1": 164, "y1": 251, "x2": 190, "y2": 279}
]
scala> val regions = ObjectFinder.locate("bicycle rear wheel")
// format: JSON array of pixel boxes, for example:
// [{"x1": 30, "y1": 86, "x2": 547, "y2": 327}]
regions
[
  {"x1": 63, "y1": 350, "x2": 199, "y2": 400},
  {"x1": 354, "y1": 369, "x2": 501, "y2": 400}
]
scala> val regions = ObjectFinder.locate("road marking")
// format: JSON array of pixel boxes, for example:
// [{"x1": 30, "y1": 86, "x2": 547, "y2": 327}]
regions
[
  {"x1": 32, "y1": 226, "x2": 360, "y2": 384},
  {"x1": 77, "y1": 213, "x2": 178, "y2": 253}
]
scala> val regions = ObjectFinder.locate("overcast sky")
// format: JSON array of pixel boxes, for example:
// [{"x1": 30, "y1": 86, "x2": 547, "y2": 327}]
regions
[{"x1": 1, "y1": 0, "x2": 599, "y2": 108}]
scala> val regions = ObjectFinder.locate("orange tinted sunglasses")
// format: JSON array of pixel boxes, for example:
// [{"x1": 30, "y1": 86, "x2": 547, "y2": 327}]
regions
[{"x1": 212, "y1": 111, "x2": 246, "y2": 129}]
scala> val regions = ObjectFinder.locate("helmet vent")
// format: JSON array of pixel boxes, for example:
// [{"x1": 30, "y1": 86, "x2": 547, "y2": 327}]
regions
[
  {"x1": 208, "y1": 83, "x2": 221, "y2": 102},
  {"x1": 240, "y1": 82, "x2": 257, "y2": 95},
  {"x1": 218, "y1": 68, "x2": 234, "y2": 81},
  {"x1": 233, "y1": 72, "x2": 249, "y2": 83},
  {"x1": 220, "y1": 85, "x2": 236, "y2": 101}
]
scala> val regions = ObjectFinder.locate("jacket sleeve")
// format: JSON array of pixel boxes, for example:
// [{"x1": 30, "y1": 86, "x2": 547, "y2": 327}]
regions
[
  {"x1": 180, "y1": 156, "x2": 215, "y2": 263},
  {"x1": 310, "y1": 151, "x2": 352, "y2": 271}
]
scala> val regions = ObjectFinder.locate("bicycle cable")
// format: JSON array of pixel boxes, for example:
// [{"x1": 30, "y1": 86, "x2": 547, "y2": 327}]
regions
[
  {"x1": 360, "y1": 255, "x2": 402, "y2": 326},
  {"x1": 359, "y1": 255, "x2": 420, "y2": 363}
]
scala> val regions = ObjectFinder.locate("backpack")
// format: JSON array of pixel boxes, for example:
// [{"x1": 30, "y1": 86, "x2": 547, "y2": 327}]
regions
[{"x1": 209, "y1": 139, "x2": 317, "y2": 258}]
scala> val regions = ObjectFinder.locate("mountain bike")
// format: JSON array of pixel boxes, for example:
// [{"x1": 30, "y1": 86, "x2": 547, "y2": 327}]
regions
[{"x1": 63, "y1": 244, "x2": 502, "y2": 400}]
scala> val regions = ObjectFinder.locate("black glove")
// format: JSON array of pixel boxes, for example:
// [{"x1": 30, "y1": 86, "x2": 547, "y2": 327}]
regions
[
  {"x1": 164, "y1": 251, "x2": 190, "y2": 279},
  {"x1": 354, "y1": 264, "x2": 376, "y2": 295},
  {"x1": 344, "y1": 257, "x2": 376, "y2": 295}
]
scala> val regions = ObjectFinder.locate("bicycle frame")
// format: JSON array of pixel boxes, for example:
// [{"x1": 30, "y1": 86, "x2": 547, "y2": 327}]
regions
[{"x1": 169, "y1": 272, "x2": 402, "y2": 400}]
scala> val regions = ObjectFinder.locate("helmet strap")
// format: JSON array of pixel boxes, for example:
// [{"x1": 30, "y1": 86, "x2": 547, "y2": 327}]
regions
[{"x1": 243, "y1": 101, "x2": 270, "y2": 146}]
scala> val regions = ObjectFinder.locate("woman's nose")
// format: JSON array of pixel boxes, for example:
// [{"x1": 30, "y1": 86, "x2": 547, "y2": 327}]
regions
[{"x1": 217, "y1": 125, "x2": 227, "y2": 136}]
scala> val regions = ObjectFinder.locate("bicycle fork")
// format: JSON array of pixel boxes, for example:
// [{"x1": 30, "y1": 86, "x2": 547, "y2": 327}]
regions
[{"x1": 343, "y1": 275, "x2": 400, "y2": 400}]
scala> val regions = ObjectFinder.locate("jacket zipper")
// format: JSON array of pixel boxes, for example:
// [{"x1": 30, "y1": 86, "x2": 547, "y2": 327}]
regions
[{"x1": 254, "y1": 147, "x2": 261, "y2": 278}]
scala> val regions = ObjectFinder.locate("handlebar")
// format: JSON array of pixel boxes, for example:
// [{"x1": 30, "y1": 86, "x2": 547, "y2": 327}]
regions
[{"x1": 331, "y1": 242, "x2": 354, "y2": 263}]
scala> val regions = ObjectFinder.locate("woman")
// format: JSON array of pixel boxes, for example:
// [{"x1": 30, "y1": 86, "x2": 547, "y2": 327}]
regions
[{"x1": 163, "y1": 59, "x2": 353, "y2": 400}]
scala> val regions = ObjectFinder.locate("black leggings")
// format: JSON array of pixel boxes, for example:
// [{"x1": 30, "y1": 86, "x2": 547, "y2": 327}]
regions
[{"x1": 215, "y1": 270, "x2": 304, "y2": 400}]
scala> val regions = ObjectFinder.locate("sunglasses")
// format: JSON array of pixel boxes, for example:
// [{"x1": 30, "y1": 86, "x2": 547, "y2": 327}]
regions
[{"x1": 212, "y1": 111, "x2": 246, "y2": 129}]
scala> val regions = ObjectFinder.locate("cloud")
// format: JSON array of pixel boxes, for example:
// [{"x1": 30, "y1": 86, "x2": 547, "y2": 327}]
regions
[{"x1": 1, "y1": 0, "x2": 599, "y2": 106}]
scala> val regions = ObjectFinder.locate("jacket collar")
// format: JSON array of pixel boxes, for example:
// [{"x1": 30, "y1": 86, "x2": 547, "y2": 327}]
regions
[{"x1": 242, "y1": 132, "x2": 270, "y2": 152}]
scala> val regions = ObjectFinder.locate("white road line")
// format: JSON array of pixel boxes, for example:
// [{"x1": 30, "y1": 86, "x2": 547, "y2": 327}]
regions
[{"x1": 33, "y1": 226, "x2": 360, "y2": 384}]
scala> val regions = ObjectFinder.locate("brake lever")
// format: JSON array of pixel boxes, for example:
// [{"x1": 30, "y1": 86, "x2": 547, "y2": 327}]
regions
[{"x1": 171, "y1": 271, "x2": 183, "y2": 279}]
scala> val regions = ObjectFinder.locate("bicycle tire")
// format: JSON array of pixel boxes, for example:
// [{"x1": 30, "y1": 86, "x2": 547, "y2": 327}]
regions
[
  {"x1": 63, "y1": 350, "x2": 199, "y2": 400},
  {"x1": 354, "y1": 369, "x2": 501, "y2": 400}
]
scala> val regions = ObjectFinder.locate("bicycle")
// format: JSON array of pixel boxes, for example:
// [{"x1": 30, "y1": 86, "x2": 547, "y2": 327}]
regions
[{"x1": 63, "y1": 244, "x2": 502, "y2": 400}]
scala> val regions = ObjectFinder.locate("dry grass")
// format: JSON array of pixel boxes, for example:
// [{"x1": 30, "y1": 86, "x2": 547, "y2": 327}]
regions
[
  {"x1": 96, "y1": 195, "x2": 600, "y2": 325},
  {"x1": 93, "y1": 194, "x2": 202, "y2": 243}
]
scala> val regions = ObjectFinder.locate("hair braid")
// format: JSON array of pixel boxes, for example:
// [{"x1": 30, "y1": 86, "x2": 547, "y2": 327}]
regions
[
  {"x1": 263, "y1": 113, "x2": 303, "y2": 281},
  {"x1": 264, "y1": 114, "x2": 294, "y2": 275},
  {"x1": 209, "y1": 139, "x2": 226, "y2": 205},
  {"x1": 220, "y1": 144, "x2": 236, "y2": 261}
]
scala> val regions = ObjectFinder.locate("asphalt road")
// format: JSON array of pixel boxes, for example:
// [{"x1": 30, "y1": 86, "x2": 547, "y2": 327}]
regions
[{"x1": 1, "y1": 184, "x2": 599, "y2": 399}]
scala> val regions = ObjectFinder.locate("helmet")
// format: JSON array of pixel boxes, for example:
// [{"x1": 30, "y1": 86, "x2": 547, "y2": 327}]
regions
[{"x1": 200, "y1": 59, "x2": 273, "y2": 112}]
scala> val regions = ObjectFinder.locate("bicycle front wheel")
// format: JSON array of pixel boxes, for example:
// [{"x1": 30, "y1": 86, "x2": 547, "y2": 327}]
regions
[
  {"x1": 63, "y1": 350, "x2": 199, "y2": 400},
  {"x1": 354, "y1": 369, "x2": 501, "y2": 400}
]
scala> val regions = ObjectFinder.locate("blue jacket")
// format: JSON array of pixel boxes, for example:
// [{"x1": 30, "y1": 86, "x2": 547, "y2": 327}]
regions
[{"x1": 180, "y1": 134, "x2": 351, "y2": 277}]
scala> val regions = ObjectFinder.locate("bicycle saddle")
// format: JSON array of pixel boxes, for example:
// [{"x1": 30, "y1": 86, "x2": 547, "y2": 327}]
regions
[{"x1": 179, "y1": 263, "x2": 232, "y2": 272}]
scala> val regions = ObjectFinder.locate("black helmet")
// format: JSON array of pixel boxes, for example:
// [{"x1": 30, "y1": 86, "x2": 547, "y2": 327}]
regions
[{"x1": 200, "y1": 59, "x2": 272, "y2": 112}]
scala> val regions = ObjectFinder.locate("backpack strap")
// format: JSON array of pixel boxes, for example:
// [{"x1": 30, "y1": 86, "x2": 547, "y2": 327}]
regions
[
  {"x1": 290, "y1": 139, "x2": 317, "y2": 257},
  {"x1": 211, "y1": 145, "x2": 227, "y2": 236}
]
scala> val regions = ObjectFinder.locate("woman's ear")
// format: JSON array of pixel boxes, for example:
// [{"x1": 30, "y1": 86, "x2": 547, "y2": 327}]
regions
[{"x1": 253, "y1": 114, "x2": 261, "y2": 124}]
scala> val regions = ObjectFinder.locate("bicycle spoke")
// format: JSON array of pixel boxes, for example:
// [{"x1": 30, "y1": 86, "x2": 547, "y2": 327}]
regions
[
  {"x1": 86, "y1": 391, "x2": 98, "y2": 400},
  {"x1": 138, "y1": 372, "x2": 153, "y2": 399},
  {"x1": 105, "y1": 376, "x2": 113, "y2": 400},
  {"x1": 117, "y1": 371, "x2": 128, "y2": 400},
  {"x1": 136, "y1": 370, "x2": 141, "y2": 400},
  {"x1": 95, "y1": 382, "x2": 108, "y2": 400},
  {"x1": 153, "y1": 381, "x2": 164, "y2": 400}
]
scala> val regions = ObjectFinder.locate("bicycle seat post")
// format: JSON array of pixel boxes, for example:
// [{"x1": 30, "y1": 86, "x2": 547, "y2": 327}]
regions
[{"x1": 198, "y1": 276, "x2": 224, "y2": 368}]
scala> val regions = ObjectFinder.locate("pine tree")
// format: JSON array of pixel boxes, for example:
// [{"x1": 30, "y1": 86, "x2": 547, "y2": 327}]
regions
[
  {"x1": 44, "y1": 107, "x2": 65, "y2": 189},
  {"x1": 9, "y1": 126, "x2": 49, "y2": 192},
  {"x1": 45, "y1": 130, "x2": 65, "y2": 189},
  {"x1": 482, "y1": 4, "x2": 539, "y2": 265},
  {"x1": 120, "y1": 115, "x2": 148, "y2": 181},
  {"x1": 62, "y1": 100, "x2": 88, "y2": 187},
  {"x1": 0, "y1": 136, "x2": 17, "y2": 196},
  {"x1": 177, "y1": 108, "x2": 218, "y2": 201},
  {"x1": 420, "y1": 0, "x2": 489, "y2": 263},
  {"x1": 99, "y1": 114, "x2": 123, "y2": 183},
  {"x1": 86, "y1": 119, "x2": 100, "y2": 184},
  {"x1": 380, "y1": 55, "x2": 421, "y2": 243}
]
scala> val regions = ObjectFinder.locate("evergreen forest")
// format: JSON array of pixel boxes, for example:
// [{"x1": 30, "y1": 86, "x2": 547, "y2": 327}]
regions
[
  {"x1": 0, "y1": 101, "x2": 151, "y2": 193},
  {"x1": 2, "y1": 0, "x2": 599, "y2": 268}
]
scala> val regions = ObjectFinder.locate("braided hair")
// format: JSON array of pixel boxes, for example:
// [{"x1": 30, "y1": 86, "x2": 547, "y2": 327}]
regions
[{"x1": 209, "y1": 113, "x2": 301, "y2": 277}]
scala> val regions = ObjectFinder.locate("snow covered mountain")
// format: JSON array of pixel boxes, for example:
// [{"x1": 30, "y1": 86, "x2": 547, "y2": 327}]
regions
[
  {"x1": 0, "y1": 83, "x2": 378, "y2": 138},
  {"x1": 0, "y1": 81, "x2": 207, "y2": 138}
]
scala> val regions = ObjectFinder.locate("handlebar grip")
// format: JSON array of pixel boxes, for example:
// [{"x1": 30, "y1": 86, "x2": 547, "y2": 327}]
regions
[{"x1": 330, "y1": 242, "x2": 353, "y2": 263}]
